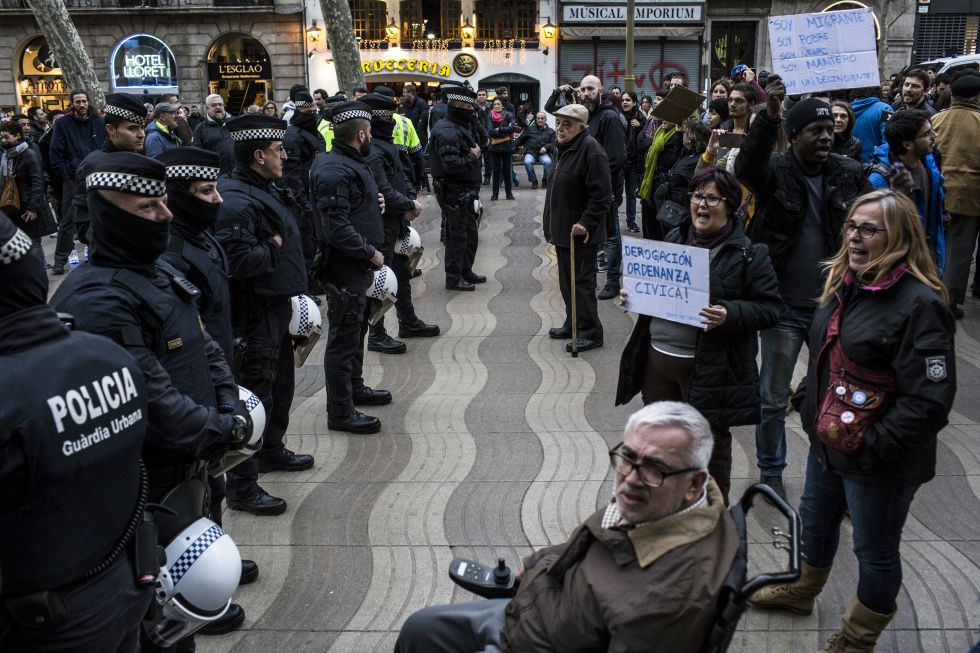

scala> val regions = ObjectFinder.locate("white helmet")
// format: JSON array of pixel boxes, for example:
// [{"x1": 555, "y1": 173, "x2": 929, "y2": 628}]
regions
[
  {"x1": 144, "y1": 517, "x2": 242, "y2": 647},
  {"x1": 289, "y1": 294, "x2": 323, "y2": 366},
  {"x1": 396, "y1": 226, "x2": 423, "y2": 275},
  {"x1": 209, "y1": 386, "x2": 266, "y2": 476},
  {"x1": 366, "y1": 265, "x2": 398, "y2": 326}
]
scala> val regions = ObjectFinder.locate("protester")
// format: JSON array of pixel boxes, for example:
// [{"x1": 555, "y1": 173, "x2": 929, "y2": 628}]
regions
[
  {"x1": 710, "y1": 79, "x2": 732, "y2": 103},
  {"x1": 262, "y1": 101, "x2": 278, "y2": 117},
  {"x1": 616, "y1": 167, "x2": 782, "y2": 502},
  {"x1": 639, "y1": 95, "x2": 653, "y2": 117},
  {"x1": 486, "y1": 97, "x2": 516, "y2": 200},
  {"x1": 664, "y1": 118, "x2": 710, "y2": 207},
  {"x1": 637, "y1": 118, "x2": 684, "y2": 240},
  {"x1": 849, "y1": 86, "x2": 893, "y2": 164},
  {"x1": 893, "y1": 68, "x2": 937, "y2": 116},
  {"x1": 1, "y1": 119, "x2": 48, "y2": 264},
  {"x1": 933, "y1": 73, "x2": 980, "y2": 319},
  {"x1": 192, "y1": 93, "x2": 236, "y2": 175},
  {"x1": 620, "y1": 91, "x2": 644, "y2": 232},
  {"x1": 542, "y1": 103, "x2": 611, "y2": 354},
  {"x1": 751, "y1": 190, "x2": 956, "y2": 653},
  {"x1": 25, "y1": 106, "x2": 48, "y2": 142},
  {"x1": 144, "y1": 102, "x2": 182, "y2": 157},
  {"x1": 867, "y1": 109, "x2": 945, "y2": 273},
  {"x1": 400, "y1": 84, "x2": 429, "y2": 148},
  {"x1": 514, "y1": 111, "x2": 555, "y2": 190},
  {"x1": 706, "y1": 98, "x2": 729, "y2": 129},
  {"x1": 830, "y1": 100, "x2": 862, "y2": 162}
]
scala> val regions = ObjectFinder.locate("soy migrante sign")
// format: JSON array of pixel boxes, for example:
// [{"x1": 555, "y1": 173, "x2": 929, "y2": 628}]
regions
[
  {"x1": 207, "y1": 62, "x2": 270, "y2": 81},
  {"x1": 110, "y1": 34, "x2": 179, "y2": 92}
]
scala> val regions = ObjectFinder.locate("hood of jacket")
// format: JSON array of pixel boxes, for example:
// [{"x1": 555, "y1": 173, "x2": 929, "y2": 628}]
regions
[{"x1": 851, "y1": 97, "x2": 889, "y2": 118}]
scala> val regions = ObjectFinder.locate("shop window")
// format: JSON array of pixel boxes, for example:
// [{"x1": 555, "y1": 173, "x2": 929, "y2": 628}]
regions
[
  {"x1": 401, "y1": 0, "x2": 458, "y2": 40},
  {"x1": 709, "y1": 21, "x2": 756, "y2": 82},
  {"x1": 18, "y1": 36, "x2": 68, "y2": 111},
  {"x1": 352, "y1": 0, "x2": 387, "y2": 41},
  {"x1": 207, "y1": 34, "x2": 272, "y2": 116},
  {"x1": 475, "y1": 0, "x2": 536, "y2": 41}
]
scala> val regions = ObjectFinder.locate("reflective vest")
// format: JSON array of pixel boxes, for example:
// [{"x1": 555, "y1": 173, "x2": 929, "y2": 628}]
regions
[{"x1": 317, "y1": 118, "x2": 335, "y2": 152}]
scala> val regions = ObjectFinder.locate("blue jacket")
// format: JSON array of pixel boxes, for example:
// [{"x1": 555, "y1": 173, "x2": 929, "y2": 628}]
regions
[
  {"x1": 851, "y1": 97, "x2": 892, "y2": 165},
  {"x1": 144, "y1": 121, "x2": 182, "y2": 158},
  {"x1": 868, "y1": 143, "x2": 946, "y2": 271},
  {"x1": 49, "y1": 111, "x2": 105, "y2": 182}
]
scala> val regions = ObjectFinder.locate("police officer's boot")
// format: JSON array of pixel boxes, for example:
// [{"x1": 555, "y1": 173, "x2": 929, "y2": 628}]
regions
[
  {"x1": 198, "y1": 603, "x2": 246, "y2": 635},
  {"x1": 368, "y1": 321, "x2": 407, "y2": 354}
]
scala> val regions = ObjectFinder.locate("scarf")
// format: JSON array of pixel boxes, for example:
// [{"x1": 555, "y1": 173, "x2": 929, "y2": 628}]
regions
[
  {"x1": 638, "y1": 125, "x2": 676, "y2": 201},
  {"x1": 687, "y1": 217, "x2": 735, "y2": 249},
  {"x1": 1, "y1": 140, "x2": 28, "y2": 182},
  {"x1": 491, "y1": 108, "x2": 503, "y2": 124}
]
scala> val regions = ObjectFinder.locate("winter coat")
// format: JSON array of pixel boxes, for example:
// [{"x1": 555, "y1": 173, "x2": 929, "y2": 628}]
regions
[
  {"x1": 515, "y1": 121, "x2": 556, "y2": 154},
  {"x1": 192, "y1": 115, "x2": 235, "y2": 175},
  {"x1": 588, "y1": 98, "x2": 627, "y2": 197},
  {"x1": 616, "y1": 222, "x2": 783, "y2": 426},
  {"x1": 867, "y1": 143, "x2": 946, "y2": 271},
  {"x1": 1, "y1": 143, "x2": 50, "y2": 238},
  {"x1": 850, "y1": 97, "x2": 893, "y2": 164},
  {"x1": 892, "y1": 96, "x2": 937, "y2": 117},
  {"x1": 796, "y1": 268, "x2": 955, "y2": 487},
  {"x1": 735, "y1": 111, "x2": 874, "y2": 284},
  {"x1": 543, "y1": 130, "x2": 611, "y2": 247},
  {"x1": 143, "y1": 121, "x2": 182, "y2": 158},
  {"x1": 500, "y1": 480, "x2": 739, "y2": 653},
  {"x1": 400, "y1": 95, "x2": 429, "y2": 147},
  {"x1": 932, "y1": 101, "x2": 980, "y2": 216},
  {"x1": 832, "y1": 132, "x2": 862, "y2": 162},
  {"x1": 486, "y1": 110, "x2": 517, "y2": 153},
  {"x1": 666, "y1": 150, "x2": 703, "y2": 206},
  {"x1": 48, "y1": 111, "x2": 105, "y2": 183},
  {"x1": 428, "y1": 102, "x2": 447, "y2": 132}
]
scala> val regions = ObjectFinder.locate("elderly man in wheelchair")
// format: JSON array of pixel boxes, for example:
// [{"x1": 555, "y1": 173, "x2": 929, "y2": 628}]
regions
[{"x1": 394, "y1": 401, "x2": 799, "y2": 653}]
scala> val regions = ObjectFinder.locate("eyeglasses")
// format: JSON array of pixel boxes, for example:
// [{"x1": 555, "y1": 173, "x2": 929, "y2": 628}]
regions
[
  {"x1": 916, "y1": 128, "x2": 936, "y2": 138},
  {"x1": 608, "y1": 443, "x2": 699, "y2": 488},
  {"x1": 844, "y1": 220, "x2": 887, "y2": 239},
  {"x1": 689, "y1": 192, "x2": 725, "y2": 207}
]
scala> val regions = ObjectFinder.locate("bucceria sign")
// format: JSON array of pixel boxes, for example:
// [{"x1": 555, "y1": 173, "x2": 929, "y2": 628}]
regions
[{"x1": 361, "y1": 58, "x2": 452, "y2": 77}]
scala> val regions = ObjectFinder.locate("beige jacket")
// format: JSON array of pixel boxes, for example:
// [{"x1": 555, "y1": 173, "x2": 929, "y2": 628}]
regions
[{"x1": 932, "y1": 101, "x2": 980, "y2": 216}]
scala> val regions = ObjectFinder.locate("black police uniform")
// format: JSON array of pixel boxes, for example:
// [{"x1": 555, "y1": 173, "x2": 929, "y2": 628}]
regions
[
  {"x1": 282, "y1": 95, "x2": 327, "y2": 279},
  {"x1": 215, "y1": 116, "x2": 311, "y2": 507},
  {"x1": 0, "y1": 218, "x2": 153, "y2": 653},
  {"x1": 429, "y1": 95, "x2": 483, "y2": 287},
  {"x1": 309, "y1": 108, "x2": 386, "y2": 432}
]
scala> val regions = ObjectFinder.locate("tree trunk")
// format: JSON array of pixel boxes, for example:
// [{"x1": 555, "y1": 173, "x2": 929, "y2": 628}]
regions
[
  {"x1": 318, "y1": 0, "x2": 364, "y2": 95},
  {"x1": 27, "y1": 0, "x2": 105, "y2": 106}
]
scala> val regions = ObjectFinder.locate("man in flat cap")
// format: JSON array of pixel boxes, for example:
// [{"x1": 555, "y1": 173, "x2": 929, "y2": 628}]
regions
[
  {"x1": 429, "y1": 84, "x2": 486, "y2": 291},
  {"x1": 144, "y1": 102, "x2": 182, "y2": 158},
  {"x1": 362, "y1": 92, "x2": 439, "y2": 353},
  {"x1": 215, "y1": 114, "x2": 314, "y2": 516},
  {"x1": 282, "y1": 90, "x2": 327, "y2": 296},
  {"x1": 933, "y1": 73, "x2": 980, "y2": 319},
  {"x1": 310, "y1": 101, "x2": 390, "y2": 434},
  {"x1": 70, "y1": 92, "x2": 148, "y2": 255}
]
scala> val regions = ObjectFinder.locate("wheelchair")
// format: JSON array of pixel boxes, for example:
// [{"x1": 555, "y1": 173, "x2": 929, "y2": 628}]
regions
[{"x1": 448, "y1": 482, "x2": 801, "y2": 653}]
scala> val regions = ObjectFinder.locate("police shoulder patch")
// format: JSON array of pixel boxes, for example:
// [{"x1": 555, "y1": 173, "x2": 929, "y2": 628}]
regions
[{"x1": 925, "y1": 355, "x2": 947, "y2": 382}]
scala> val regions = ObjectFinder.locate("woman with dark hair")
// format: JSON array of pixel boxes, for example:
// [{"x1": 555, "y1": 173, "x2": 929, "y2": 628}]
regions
[
  {"x1": 666, "y1": 118, "x2": 711, "y2": 206},
  {"x1": 622, "y1": 90, "x2": 644, "y2": 233},
  {"x1": 1, "y1": 119, "x2": 50, "y2": 265},
  {"x1": 616, "y1": 167, "x2": 783, "y2": 502},
  {"x1": 262, "y1": 101, "x2": 278, "y2": 117},
  {"x1": 639, "y1": 95, "x2": 654, "y2": 117},
  {"x1": 486, "y1": 97, "x2": 517, "y2": 200},
  {"x1": 831, "y1": 100, "x2": 862, "y2": 161},
  {"x1": 751, "y1": 190, "x2": 955, "y2": 652}
]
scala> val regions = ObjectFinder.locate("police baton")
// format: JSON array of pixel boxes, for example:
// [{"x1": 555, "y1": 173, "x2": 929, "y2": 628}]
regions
[{"x1": 569, "y1": 226, "x2": 589, "y2": 358}]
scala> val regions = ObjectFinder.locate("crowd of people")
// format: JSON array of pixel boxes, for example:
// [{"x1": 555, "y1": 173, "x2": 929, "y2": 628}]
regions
[{"x1": 0, "y1": 55, "x2": 971, "y2": 653}]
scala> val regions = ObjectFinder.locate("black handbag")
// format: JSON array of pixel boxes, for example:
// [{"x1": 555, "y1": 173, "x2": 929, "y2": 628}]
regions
[{"x1": 656, "y1": 199, "x2": 687, "y2": 228}]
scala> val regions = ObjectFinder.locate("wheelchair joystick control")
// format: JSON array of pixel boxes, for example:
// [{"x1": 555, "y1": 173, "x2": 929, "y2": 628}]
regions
[
  {"x1": 448, "y1": 556, "x2": 519, "y2": 599},
  {"x1": 493, "y1": 558, "x2": 511, "y2": 585}
]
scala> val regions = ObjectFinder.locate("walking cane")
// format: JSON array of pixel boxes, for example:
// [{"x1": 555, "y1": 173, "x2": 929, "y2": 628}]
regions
[{"x1": 568, "y1": 227, "x2": 589, "y2": 358}]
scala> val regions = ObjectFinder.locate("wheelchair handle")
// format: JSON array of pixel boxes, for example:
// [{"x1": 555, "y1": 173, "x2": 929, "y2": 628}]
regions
[{"x1": 737, "y1": 483, "x2": 802, "y2": 596}]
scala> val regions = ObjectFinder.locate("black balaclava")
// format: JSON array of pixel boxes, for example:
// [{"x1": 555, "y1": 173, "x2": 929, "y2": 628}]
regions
[
  {"x1": 166, "y1": 181, "x2": 220, "y2": 235},
  {"x1": 447, "y1": 105, "x2": 472, "y2": 124},
  {"x1": 0, "y1": 212, "x2": 47, "y2": 320},
  {"x1": 371, "y1": 118, "x2": 395, "y2": 141},
  {"x1": 291, "y1": 109, "x2": 318, "y2": 133},
  {"x1": 89, "y1": 190, "x2": 170, "y2": 269},
  {"x1": 154, "y1": 146, "x2": 222, "y2": 235}
]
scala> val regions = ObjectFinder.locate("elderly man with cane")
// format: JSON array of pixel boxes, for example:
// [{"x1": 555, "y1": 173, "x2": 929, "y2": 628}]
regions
[{"x1": 543, "y1": 104, "x2": 612, "y2": 354}]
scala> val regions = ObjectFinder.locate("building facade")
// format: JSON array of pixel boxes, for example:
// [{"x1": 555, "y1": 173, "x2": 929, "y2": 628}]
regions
[{"x1": 1, "y1": 0, "x2": 306, "y2": 114}]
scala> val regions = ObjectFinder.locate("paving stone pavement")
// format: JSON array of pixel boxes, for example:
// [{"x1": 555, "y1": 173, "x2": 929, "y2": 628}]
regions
[{"x1": 43, "y1": 187, "x2": 980, "y2": 653}]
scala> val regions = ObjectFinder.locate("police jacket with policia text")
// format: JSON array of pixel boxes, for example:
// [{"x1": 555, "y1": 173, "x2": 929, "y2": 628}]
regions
[
  {"x1": 428, "y1": 110, "x2": 482, "y2": 188},
  {"x1": 215, "y1": 167, "x2": 308, "y2": 299},
  {"x1": 616, "y1": 222, "x2": 783, "y2": 426},
  {"x1": 735, "y1": 111, "x2": 874, "y2": 283},
  {"x1": 49, "y1": 259, "x2": 240, "y2": 485},
  {"x1": 794, "y1": 268, "x2": 956, "y2": 487},
  {"x1": 543, "y1": 129, "x2": 611, "y2": 247},
  {"x1": 0, "y1": 304, "x2": 149, "y2": 595},
  {"x1": 310, "y1": 141, "x2": 384, "y2": 270}
]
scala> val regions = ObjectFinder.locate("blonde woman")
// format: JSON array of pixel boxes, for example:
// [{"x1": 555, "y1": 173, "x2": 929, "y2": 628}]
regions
[{"x1": 751, "y1": 190, "x2": 956, "y2": 652}]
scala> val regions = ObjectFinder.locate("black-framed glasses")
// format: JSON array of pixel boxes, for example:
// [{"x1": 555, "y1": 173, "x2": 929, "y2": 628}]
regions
[
  {"x1": 689, "y1": 192, "x2": 725, "y2": 207},
  {"x1": 608, "y1": 443, "x2": 699, "y2": 488},
  {"x1": 844, "y1": 220, "x2": 887, "y2": 239}
]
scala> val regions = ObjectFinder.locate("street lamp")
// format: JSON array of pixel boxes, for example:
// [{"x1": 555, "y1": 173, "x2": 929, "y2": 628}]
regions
[
  {"x1": 385, "y1": 17, "x2": 399, "y2": 40},
  {"x1": 542, "y1": 17, "x2": 557, "y2": 40},
  {"x1": 460, "y1": 18, "x2": 475, "y2": 41},
  {"x1": 306, "y1": 20, "x2": 321, "y2": 47}
]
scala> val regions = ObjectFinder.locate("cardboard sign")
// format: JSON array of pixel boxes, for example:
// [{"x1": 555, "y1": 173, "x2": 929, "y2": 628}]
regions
[
  {"x1": 652, "y1": 86, "x2": 707, "y2": 125},
  {"x1": 768, "y1": 8, "x2": 879, "y2": 95},
  {"x1": 621, "y1": 236, "x2": 710, "y2": 328}
]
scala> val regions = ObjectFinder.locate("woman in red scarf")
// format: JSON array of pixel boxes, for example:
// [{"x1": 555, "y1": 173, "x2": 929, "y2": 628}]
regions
[{"x1": 485, "y1": 98, "x2": 516, "y2": 200}]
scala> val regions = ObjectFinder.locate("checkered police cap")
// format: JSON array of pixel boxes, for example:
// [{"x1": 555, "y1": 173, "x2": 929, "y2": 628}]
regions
[
  {"x1": 226, "y1": 114, "x2": 288, "y2": 142},
  {"x1": 85, "y1": 152, "x2": 167, "y2": 197},
  {"x1": 155, "y1": 147, "x2": 221, "y2": 181},
  {"x1": 294, "y1": 90, "x2": 315, "y2": 109},
  {"x1": 103, "y1": 93, "x2": 149, "y2": 125},
  {"x1": 361, "y1": 93, "x2": 397, "y2": 120},
  {"x1": 0, "y1": 217, "x2": 32, "y2": 267},
  {"x1": 442, "y1": 84, "x2": 477, "y2": 106},
  {"x1": 331, "y1": 101, "x2": 373, "y2": 125}
]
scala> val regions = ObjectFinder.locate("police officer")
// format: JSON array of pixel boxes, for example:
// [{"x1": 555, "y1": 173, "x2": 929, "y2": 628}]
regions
[
  {"x1": 310, "y1": 101, "x2": 390, "y2": 434},
  {"x1": 72, "y1": 93, "x2": 149, "y2": 247},
  {"x1": 47, "y1": 153, "x2": 253, "y2": 651},
  {"x1": 0, "y1": 211, "x2": 153, "y2": 652},
  {"x1": 376, "y1": 86, "x2": 425, "y2": 191},
  {"x1": 316, "y1": 94, "x2": 347, "y2": 152},
  {"x1": 215, "y1": 114, "x2": 314, "y2": 516},
  {"x1": 282, "y1": 91, "x2": 327, "y2": 295},
  {"x1": 156, "y1": 146, "x2": 257, "y2": 635},
  {"x1": 429, "y1": 85, "x2": 486, "y2": 290},
  {"x1": 361, "y1": 93, "x2": 440, "y2": 353}
]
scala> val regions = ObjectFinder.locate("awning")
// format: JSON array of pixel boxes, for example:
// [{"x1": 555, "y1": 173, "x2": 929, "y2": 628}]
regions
[{"x1": 560, "y1": 25, "x2": 704, "y2": 39}]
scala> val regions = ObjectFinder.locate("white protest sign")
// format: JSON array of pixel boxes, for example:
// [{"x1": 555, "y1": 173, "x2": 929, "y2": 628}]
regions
[
  {"x1": 621, "y1": 236, "x2": 710, "y2": 329},
  {"x1": 768, "y1": 8, "x2": 879, "y2": 95}
]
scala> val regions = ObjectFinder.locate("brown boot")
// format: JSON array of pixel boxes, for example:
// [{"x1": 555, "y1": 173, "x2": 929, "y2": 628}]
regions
[
  {"x1": 748, "y1": 560, "x2": 832, "y2": 615},
  {"x1": 820, "y1": 597, "x2": 895, "y2": 652}
]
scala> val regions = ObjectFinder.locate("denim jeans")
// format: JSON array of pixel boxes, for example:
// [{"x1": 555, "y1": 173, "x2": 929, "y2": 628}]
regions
[
  {"x1": 523, "y1": 152, "x2": 552, "y2": 183},
  {"x1": 755, "y1": 304, "x2": 815, "y2": 477},
  {"x1": 799, "y1": 452, "x2": 919, "y2": 614},
  {"x1": 624, "y1": 161, "x2": 639, "y2": 225}
]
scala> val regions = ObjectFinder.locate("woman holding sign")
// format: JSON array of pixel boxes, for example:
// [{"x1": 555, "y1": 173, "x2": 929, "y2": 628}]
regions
[
  {"x1": 750, "y1": 190, "x2": 956, "y2": 652},
  {"x1": 615, "y1": 167, "x2": 782, "y2": 503}
]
